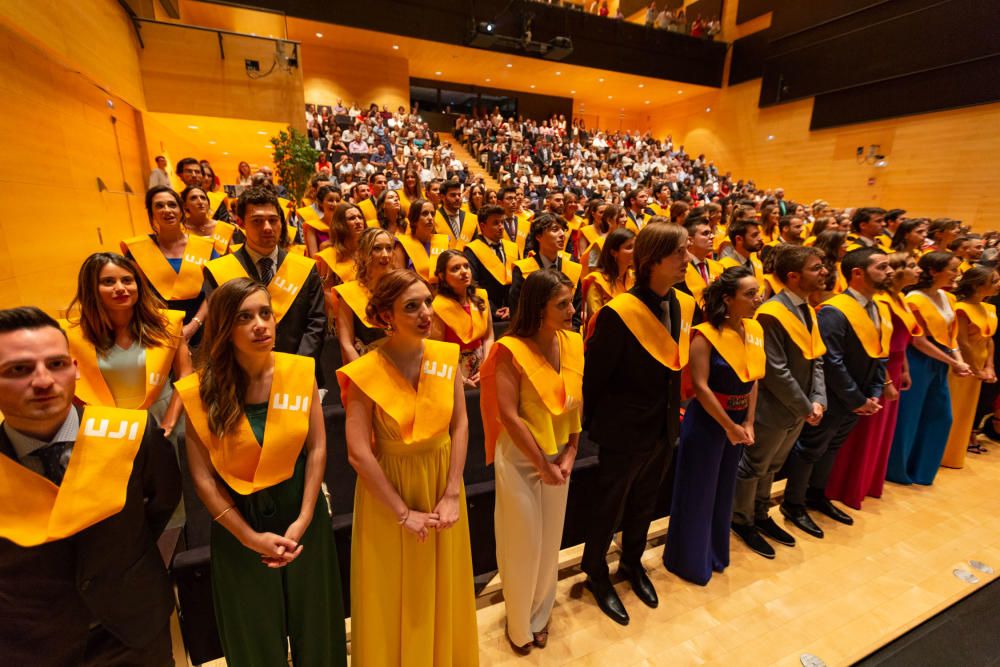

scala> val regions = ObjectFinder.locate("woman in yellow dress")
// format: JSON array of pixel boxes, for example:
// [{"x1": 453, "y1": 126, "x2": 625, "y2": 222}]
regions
[
  {"x1": 942, "y1": 265, "x2": 999, "y2": 467},
  {"x1": 334, "y1": 227, "x2": 396, "y2": 363},
  {"x1": 480, "y1": 269, "x2": 583, "y2": 654},
  {"x1": 582, "y1": 227, "x2": 635, "y2": 325},
  {"x1": 431, "y1": 249, "x2": 494, "y2": 387},
  {"x1": 339, "y1": 269, "x2": 479, "y2": 666}
]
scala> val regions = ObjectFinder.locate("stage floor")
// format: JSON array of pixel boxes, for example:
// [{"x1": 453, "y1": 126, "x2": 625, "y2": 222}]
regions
[{"x1": 178, "y1": 448, "x2": 1000, "y2": 666}]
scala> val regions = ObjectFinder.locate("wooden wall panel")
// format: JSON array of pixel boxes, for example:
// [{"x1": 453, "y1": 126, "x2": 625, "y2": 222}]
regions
[
  {"x1": 301, "y1": 43, "x2": 410, "y2": 112},
  {"x1": 649, "y1": 80, "x2": 1000, "y2": 229}
]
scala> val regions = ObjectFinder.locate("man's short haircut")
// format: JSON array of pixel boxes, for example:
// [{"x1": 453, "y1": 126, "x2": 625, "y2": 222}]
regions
[
  {"x1": 530, "y1": 213, "x2": 568, "y2": 242},
  {"x1": 841, "y1": 246, "x2": 884, "y2": 280},
  {"x1": 369, "y1": 172, "x2": 386, "y2": 184},
  {"x1": 850, "y1": 207, "x2": 887, "y2": 233},
  {"x1": 774, "y1": 245, "x2": 822, "y2": 284},
  {"x1": 310, "y1": 174, "x2": 331, "y2": 188},
  {"x1": 175, "y1": 157, "x2": 201, "y2": 176},
  {"x1": 728, "y1": 219, "x2": 760, "y2": 243},
  {"x1": 778, "y1": 214, "x2": 800, "y2": 232},
  {"x1": 0, "y1": 306, "x2": 65, "y2": 339},
  {"x1": 236, "y1": 185, "x2": 282, "y2": 221},
  {"x1": 683, "y1": 216, "x2": 710, "y2": 236},
  {"x1": 634, "y1": 222, "x2": 687, "y2": 286},
  {"x1": 441, "y1": 179, "x2": 462, "y2": 196},
  {"x1": 499, "y1": 185, "x2": 519, "y2": 200},
  {"x1": 477, "y1": 204, "x2": 505, "y2": 224},
  {"x1": 885, "y1": 208, "x2": 906, "y2": 223},
  {"x1": 948, "y1": 235, "x2": 971, "y2": 252},
  {"x1": 350, "y1": 183, "x2": 364, "y2": 198}
]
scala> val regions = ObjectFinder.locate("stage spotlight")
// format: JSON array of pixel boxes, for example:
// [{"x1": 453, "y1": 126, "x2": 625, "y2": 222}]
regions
[{"x1": 478, "y1": 21, "x2": 495, "y2": 33}]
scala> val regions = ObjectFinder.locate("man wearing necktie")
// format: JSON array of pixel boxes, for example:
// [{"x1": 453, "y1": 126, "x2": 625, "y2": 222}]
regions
[
  {"x1": 678, "y1": 217, "x2": 723, "y2": 319},
  {"x1": 732, "y1": 247, "x2": 828, "y2": 559},
  {"x1": 779, "y1": 248, "x2": 892, "y2": 538},
  {"x1": 463, "y1": 204, "x2": 516, "y2": 320},
  {"x1": 0, "y1": 307, "x2": 180, "y2": 665}
]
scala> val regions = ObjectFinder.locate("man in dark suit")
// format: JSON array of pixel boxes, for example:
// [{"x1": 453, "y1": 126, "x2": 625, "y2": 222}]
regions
[
  {"x1": 0, "y1": 306, "x2": 181, "y2": 666},
  {"x1": 732, "y1": 246, "x2": 828, "y2": 558},
  {"x1": 463, "y1": 204, "x2": 514, "y2": 320},
  {"x1": 581, "y1": 223, "x2": 693, "y2": 625},
  {"x1": 203, "y1": 186, "x2": 327, "y2": 385},
  {"x1": 780, "y1": 247, "x2": 893, "y2": 537}
]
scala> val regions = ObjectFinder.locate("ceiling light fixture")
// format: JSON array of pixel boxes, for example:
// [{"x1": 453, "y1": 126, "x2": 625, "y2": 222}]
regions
[
  {"x1": 435, "y1": 71, "x2": 442, "y2": 75},
  {"x1": 767, "y1": 135, "x2": 775, "y2": 141},
  {"x1": 392, "y1": 44, "x2": 399, "y2": 50},
  {"x1": 257, "y1": 130, "x2": 267, "y2": 135},
  {"x1": 187, "y1": 125, "x2": 199, "y2": 130},
  {"x1": 706, "y1": 107, "x2": 712, "y2": 112},
  {"x1": 638, "y1": 84, "x2": 645, "y2": 88},
  {"x1": 315, "y1": 32, "x2": 323, "y2": 38},
  {"x1": 506, "y1": 63, "x2": 513, "y2": 68}
]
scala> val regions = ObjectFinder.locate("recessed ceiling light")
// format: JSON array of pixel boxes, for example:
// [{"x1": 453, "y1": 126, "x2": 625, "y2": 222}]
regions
[
  {"x1": 706, "y1": 107, "x2": 712, "y2": 112},
  {"x1": 315, "y1": 32, "x2": 323, "y2": 38},
  {"x1": 767, "y1": 135, "x2": 775, "y2": 141},
  {"x1": 644, "y1": 100, "x2": 651, "y2": 105},
  {"x1": 555, "y1": 71, "x2": 561, "y2": 76},
  {"x1": 598, "y1": 77, "x2": 605, "y2": 83},
  {"x1": 392, "y1": 44, "x2": 399, "y2": 50},
  {"x1": 222, "y1": 151, "x2": 229, "y2": 155},
  {"x1": 435, "y1": 71, "x2": 442, "y2": 76},
  {"x1": 570, "y1": 90, "x2": 576, "y2": 94},
  {"x1": 187, "y1": 125, "x2": 199, "y2": 130},
  {"x1": 506, "y1": 63, "x2": 513, "y2": 68},
  {"x1": 485, "y1": 78, "x2": 491, "y2": 82},
  {"x1": 530, "y1": 84, "x2": 536, "y2": 89},
  {"x1": 677, "y1": 90, "x2": 683, "y2": 95},
  {"x1": 608, "y1": 95, "x2": 613, "y2": 99},
  {"x1": 208, "y1": 140, "x2": 216, "y2": 144},
  {"x1": 257, "y1": 130, "x2": 268, "y2": 135},
  {"x1": 638, "y1": 84, "x2": 645, "y2": 88},
  {"x1": 264, "y1": 145, "x2": 272, "y2": 149}
]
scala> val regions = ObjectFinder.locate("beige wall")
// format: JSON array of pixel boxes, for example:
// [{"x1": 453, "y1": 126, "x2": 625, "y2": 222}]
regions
[
  {"x1": 301, "y1": 43, "x2": 410, "y2": 112},
  {"x1": 650, "y1": 80, "x2": 1000, "y2": 229}
]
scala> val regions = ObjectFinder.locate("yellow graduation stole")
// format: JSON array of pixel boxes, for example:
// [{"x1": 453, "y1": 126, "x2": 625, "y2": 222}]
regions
[
  {"x1": 207, "y1": 190, "x2": 228, "y2": 217},
  {"x1": 189, "y1": 221, "x2": 236, "y2": 255},
  {"x1": 480, "y1": 330, "x2": 583, "y2": 464},
  {"x1": 604, "y1": 291, "x2": 695, "y2": 370},
  {"x1": 396, "y1": 232, "x2": 449, "y2": 281},
  {"x1": 583, "y1": 271, "x2": 634, "y2": 304},
  {"x1": 333, "y1": 280, "x2": 378, "y2": 328},
  {"x1": 713, "y1": 225, "x2": 729, "y2": 254},
  {"x1": 624, "y1": 210, "x2": 649, "y2": 234},
  {"x1": 720, "y1": 253, "x2": 765, "y2": 285},
  {"x1": 511, "y1": 213, "x2": 532, "y2": 257},
  {"x1": 176, "y1": 353, "x2": 314, "y2": 495},
  {"x1": 956, "y1": 301, "x2": 998, "y2": 337},
  {"x1": 434, "y1": 209, "x2": 478, "y2": 249},
  {"x1": 303, "y1": 217, "x2": 330, "y2": 236},
  {"x1": 646, "y1": 201, "x2": 669, "y2": 217},
  {"x1": 296, "y1": 204, "x2": 320, "y2": 222},
  {"x1": 432, "y1": 290, "x2": 490, "y2": 344},
  {"x1": 336, "y1": 340, "x2": 458, "y2": 445},
  {"x1": 515, "y1": 252, "x2": 583, "y2": 288},
  {"x1": 123, "y1": 234, "x2": 213, "y2": 300},
  {"x1": 358, "y1": 197, "x2": 377, "y2": 223},
  {"x1": 579, "y1": 225, "x2": 601, "y2": 257},
  {"x1": 764, "y1": 273, "x2": 784, "y2": 295},
  {"x1": 315, "y1": 247, "x2": 357, "y2": 284},
  {"x1": 874, "y1": 292, "x2": 922, "y2": 336},
  {"x1": 756, "y1": 299, "x2": 826, "y2": 360},
  {"x1": 694, "y1": 320, "x2": 767, "y2": 382},
  {"x1": 684, "y1": 258, "x2": 724, "y2": 306},
  {"x1": 397, "y1": 189, "x2": 415, "y2": 215},
  {"x1": 465, "y1": 239, "x2": 516, "y2": 285},
  {"x1": 906, "y1": 291, "x2": 959, "y2": 348},
  {"x1": 205, "y1": 253, "x2": 316, "y2": 324},
  {"x1": 822, "y1": 293, "x2": 893, "y2": 357},
  {"x1": 832, "y1": 265, "x2": 848, "y2": 294},
  {"x1": 62, "y1": 310, "x2": 184, "y2": 409},
  {"x1": 0, "y1": 406, "x2": 147, "y2": 546}
]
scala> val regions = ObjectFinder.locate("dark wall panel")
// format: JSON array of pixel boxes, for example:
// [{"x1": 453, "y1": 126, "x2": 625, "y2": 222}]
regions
[
  {"x1": 759, "y1": 0, "x2": 1000, "y2": 106},
  {"x1": 226, "y1": 0, "x2": 727, "y2": 87},
  {"x1": 810, "y1": 55, "x2": 1000, "y2": 130},
  {"x1": 736, "y1": 0, "x2": 775, "y2": 24},
  {"x1": 686, "y1": 0, "x2": 724, "y2": 21},
  {"x1": 728, "y1": 28, "x2": 769, "y2": 85},
  {"x1": 409, "y1": 77, "x2": 574, "y2": 121},
  {"x1": 768, "y1": 0, "x2": 882, "y2": 39}
]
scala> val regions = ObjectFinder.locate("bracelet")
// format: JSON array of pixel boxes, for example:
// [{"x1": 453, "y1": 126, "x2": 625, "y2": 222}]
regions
[
  {"x1": 397, "y1": 508, "x2": 410, "y2": 526},
  {"x1": 213, "y1": 505, "x2": 235, "y2": 522},
  {"x1": 192, "y1": 317, "x2": 203, "y2": 328},
  {"x1": 884, "y1": 380, "x2": 894, "y2": 386}
]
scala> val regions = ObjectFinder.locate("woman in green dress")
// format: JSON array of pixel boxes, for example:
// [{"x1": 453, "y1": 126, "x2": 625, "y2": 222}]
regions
[{"x1": 177, "y1": 277, "x2": 347, "y2": 667}]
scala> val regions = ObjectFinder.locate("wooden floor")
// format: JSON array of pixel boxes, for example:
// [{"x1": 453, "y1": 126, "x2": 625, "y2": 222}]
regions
[{"x1": 179, "y1": 448, "x2": 1000, "y2": 666}]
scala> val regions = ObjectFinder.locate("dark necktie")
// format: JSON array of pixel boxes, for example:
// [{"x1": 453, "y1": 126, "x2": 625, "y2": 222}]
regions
[
  {"x1": 488, "y1": 241, "x2": 505, "y2": 264},
  {"x1": 698, "y1": 261, "x2": 709, "y2": 283},
  {"x1": 505, "y1": 217, "x2": 517, "y2": 241},
  {"x1": 32, "y1": 441, "x2": 72, "y2": 485},
  {"x1": 799, "y1": 304, "x2": 814, "y2": 332},
  {"x1": 865, "y1": 299, "x2": 879, "y2": 326},
  {"x1": 258, "y1": 257, "x2": 274, "y2": 284}
]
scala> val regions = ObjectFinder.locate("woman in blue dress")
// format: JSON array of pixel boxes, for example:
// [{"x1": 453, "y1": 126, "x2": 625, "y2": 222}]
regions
[{"x1": 664, "y1": 265, "x2": 765, "y2": 585}]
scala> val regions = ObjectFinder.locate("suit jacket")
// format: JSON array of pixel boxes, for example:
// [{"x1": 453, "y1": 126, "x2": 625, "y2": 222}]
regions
[
  {"x1": 204, "y1": 246, "x2": 327, "y2": 370},
  {"x1": 754, "y1": 292, "x2": 827, "y2": 429},
  {"x1": 583, "y1": 286, "x2": 682, "y2": 452},
  {"x1": 0, "y1": 411, "x2": 180, "y2": 664},
  {"x1": 508, "y1": 255, "x2": 583, "y2": 330},
  {"x1": 463, "y1": 243, "x2": 510, "y2": 314},
  {"x1": 817, "y1": 301, "x2": 886, "y2": 414}
]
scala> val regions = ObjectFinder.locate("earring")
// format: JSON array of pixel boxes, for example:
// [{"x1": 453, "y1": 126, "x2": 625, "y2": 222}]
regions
[{"x1": 386, "y1": 323, "x2": 395, "y2": 335}]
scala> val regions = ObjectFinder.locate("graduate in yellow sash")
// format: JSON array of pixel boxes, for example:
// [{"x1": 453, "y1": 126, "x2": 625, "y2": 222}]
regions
[
  {"x1": 943, "y1": 266, "x2": 999, "y2": 466},
  {"x1": 178, "y1": 279, "x2": 347, "y2": 667},
  {"x1": 182, "y1": 185, "x2": 237, "y2": 255},
  {"x1": 582, "y1": 228, "x2": 635, "y2": 326},
  {"x1": 63, "y1": 253, "x2": 191, "y2": 434},
  {"x1": 719, "y1": 219, "x2": 765, "y2": 286},
  {"x1": 315, "y1": 203, "x2": 366, "y2": 319},
  {"x1": 0, "y1": 306, "x2": 180, "y2": 665},
  {"x1": 480, "y1": 269, "x2": 582, "y2": 653},
  {"x1": 339, "y1": 270, "x2": 479, "y2": 666},
  {"x1": 122, "y1": 186, "x2": 219, "y2": 346},
  {"x1": 431, "y1": 250, "x2": 494, "y2": 386},
  {"x1": 681, "y1": 217, "x2": 724, "y2": 312},
  {"x1": 395, "y1": 198, "x2": 450, "y2": 282},
  {"x1": 887, "y1": 251, "x2": 972, "y2": 485},
  {"x1": 582, "y1": 204, "x2": 627, "y2": 275},
  {"x1": 665, "y1": 265, "x2": 764, "y2": 585},
  {"x1": 509, "y1": 214, "x2": 584, "y2": 330},
  {"x1": 397, "y1": 168, "x2": 424, "y2": 217},
  {"x1": 375, "y1": 188, "x2": 405, "y2": 234},
  {"x1": 499, "y1": 185, "x2": 532, "y2": 258},
  {"x1": 623, "y1": 187, "x2": 652, "y2": 234},
  {"x1": 303, "y1": 184, "x2": 340, "y2": 258},
  {"x1": 435, "y1": 179, "x2": 478, "y2": 250},
  {"x1": 334, "y1": 228, "x2": 395, "y2": 363},
  {"x1": 811, "y1": 229, "x2": 850, "y2": 304},
  {"x1": 575, "y1": 198, "x2": 608, "y2": 264},
  {"x1": 463, "y1": 204, "x2": 517, "y2": 321}
]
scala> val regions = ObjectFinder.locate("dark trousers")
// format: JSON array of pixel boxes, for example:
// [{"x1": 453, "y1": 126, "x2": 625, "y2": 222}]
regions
[
  {"x1": 581, "y1": 440, "x2": 672, "y2": 581},
  {"x1": 82, "y1": 622, "x2": 173, "y2": 667},
  {"x1": 782, "y1": 408, "x2": 858, "y2": 507}
]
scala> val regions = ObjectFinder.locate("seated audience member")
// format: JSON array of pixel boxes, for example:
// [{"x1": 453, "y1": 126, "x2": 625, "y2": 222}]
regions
[
  {"x1": 182, "y1": 185, "x2": 237, "y2": 255},
  {"x1": 0, "y1": 306, "x2": 180, "y2": 665}
]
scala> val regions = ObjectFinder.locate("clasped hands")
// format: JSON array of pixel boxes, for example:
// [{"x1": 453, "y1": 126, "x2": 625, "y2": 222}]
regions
[{"x1": 401, "y1": 492, "x2": 462, "y2": 542}]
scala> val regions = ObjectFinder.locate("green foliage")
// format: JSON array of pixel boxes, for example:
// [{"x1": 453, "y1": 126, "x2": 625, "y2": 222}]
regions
[{"x1": 270, "y1": 127, "x2": 319, "y2": 204}]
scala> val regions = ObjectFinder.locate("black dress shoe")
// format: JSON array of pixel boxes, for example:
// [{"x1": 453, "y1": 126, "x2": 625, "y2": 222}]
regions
[
  {"x1": 756, "y1": 516, "x2": 796, "y2": 547},
  {"x1": 731, "y1": 522, "x2": 775, "y2": 559},
  {"x1": 806, "y1": 496, "x2": 854, "y2": 525},
  {"x1": 779, "y1": 504, "x2": 824, "y2": 538},
  {"x1": 506, "y1": 625, "x2": 532, "y2": 655},
  {"x1": 586, "y1": 577, "x2": 630, "y2": 625},
  {"x1": 618, "y1": 562, "x2": 659, "y2": 608}
]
